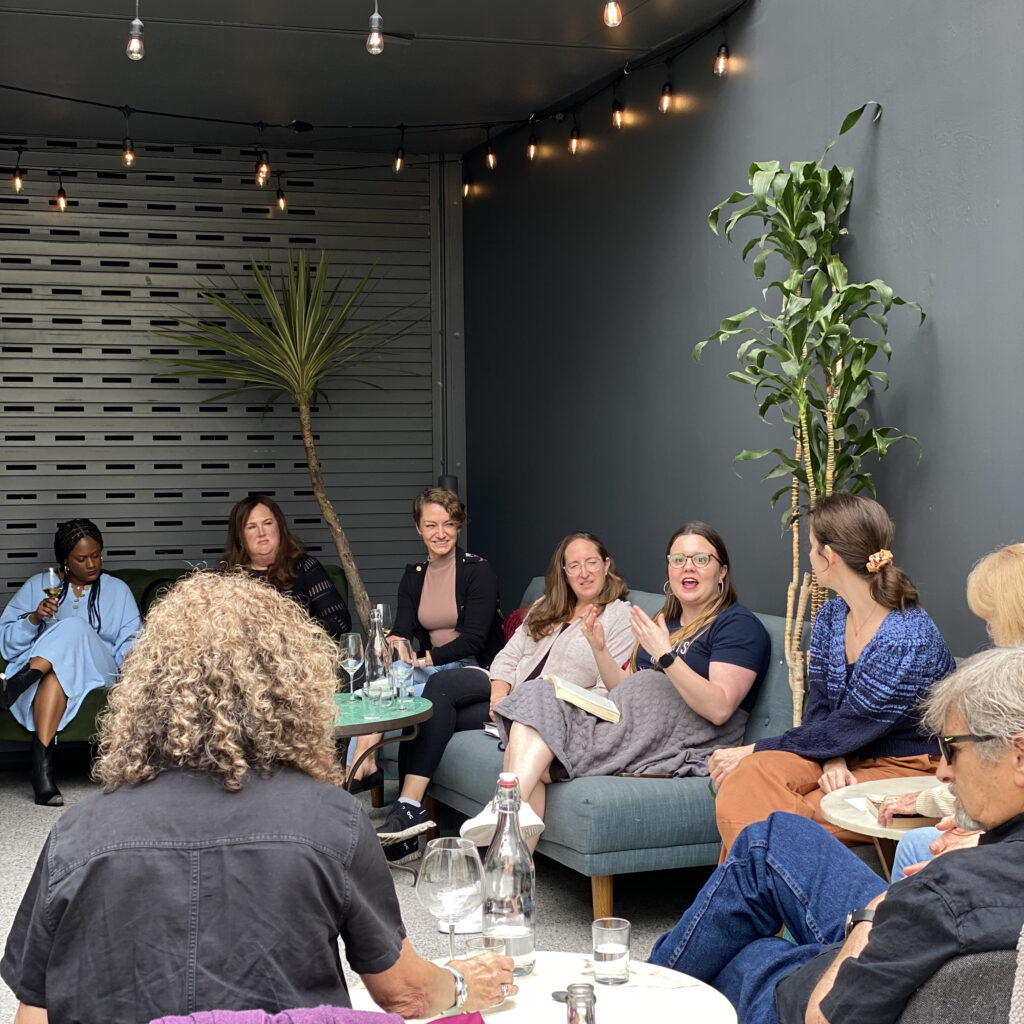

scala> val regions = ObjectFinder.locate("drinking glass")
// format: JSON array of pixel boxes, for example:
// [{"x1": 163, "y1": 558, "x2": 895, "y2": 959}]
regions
[
  {"x1": 42, "y1": 567, "x2": 62, "y2": 599},
  {"x1": 339, "y1": 633, "x2": 364, "y2": 695},
  {"x1": 416, "y1": 837, "x2": 484, "y2": 960},
  {"x1": 592, "y1": 917, "x2": 631, "y2": 985},
  {"x1": 390, "y1": 637, "x2": 415, "y2": 708},
  {"x1": 375, "y1": 602, "x2": 393, "y2": 633}
]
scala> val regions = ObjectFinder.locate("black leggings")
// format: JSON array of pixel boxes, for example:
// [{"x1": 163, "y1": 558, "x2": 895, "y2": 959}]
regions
[{"x1": 399, "y1": 667, "x2": 491, "y2": 780}]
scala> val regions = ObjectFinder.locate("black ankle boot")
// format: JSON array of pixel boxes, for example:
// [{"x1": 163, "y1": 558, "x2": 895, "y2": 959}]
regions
[
  {"x1": 1, "y1": 665, "x2": 42, "y2": 711},
  {"x1": 30, "y1": 737, "x2": 63, "y2": 807}
]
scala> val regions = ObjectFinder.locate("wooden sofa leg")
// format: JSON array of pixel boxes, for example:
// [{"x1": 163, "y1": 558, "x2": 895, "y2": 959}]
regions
[
  {"x1": 370, "y1": 783, "x2": 385, "y2": 809},
  {"x1": 424, "y1": 795, "x2": 441, "y2": 840},
  {"x1": 591, "y1": 875, "x2": 613, "y2": 919}
]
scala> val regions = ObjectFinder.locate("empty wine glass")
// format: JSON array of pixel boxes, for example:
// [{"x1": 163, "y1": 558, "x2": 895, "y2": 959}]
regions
[
  {"x1": 375, "y1": 602, "x2": 394, "y2": 633},
  {"x1": 42, "y1": 567, "x2": 62, "y2": 600},
  {"x1": 416, "y1": 837, "x2": 484, "y2": 960},
  {"x1": 390, "y1": 637, "x2": 415, "y2": 708},
  {"x1": 339, "y1": 632, "x2": 364, "y2": 694}
]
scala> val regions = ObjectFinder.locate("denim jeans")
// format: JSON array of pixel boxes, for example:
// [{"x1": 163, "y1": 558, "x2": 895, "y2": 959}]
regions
[
  {"x1": 891, "y1": 826, "x2": 941, "y2": 882},
  {"x1": 649, "y1": 812, "x2": 887, "y2": 1024}
]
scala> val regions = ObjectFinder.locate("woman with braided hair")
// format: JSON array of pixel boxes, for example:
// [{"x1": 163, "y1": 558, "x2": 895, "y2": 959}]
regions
[{"x1": 0, "y1": 518, "x2": 140, "y2": 805}]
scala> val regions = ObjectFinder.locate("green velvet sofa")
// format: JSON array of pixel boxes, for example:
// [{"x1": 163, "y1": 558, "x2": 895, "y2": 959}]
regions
[
  {"x1": 414, "y1": 578, "x2": 797, "y2": 918},
  {"x1": 0, "y1": 564, "x2": 349, "y2": 745}
]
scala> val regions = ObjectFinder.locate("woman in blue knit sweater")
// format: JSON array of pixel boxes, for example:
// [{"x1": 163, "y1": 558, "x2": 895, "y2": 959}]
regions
[{"x1": 710, "y1": 492, "x2": 954, "y2": 853}]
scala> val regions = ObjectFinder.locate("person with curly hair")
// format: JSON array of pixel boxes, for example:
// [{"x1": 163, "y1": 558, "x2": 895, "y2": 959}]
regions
[
  {"x1": 0, "y1": 571, "x2": 515, "y2": 1024},
  {"x1": 0, "y1": 518, "x2": 140, "y2": 805},
  {"x1": 221, "y1": 494, "x2": 351, "y2": 638}
]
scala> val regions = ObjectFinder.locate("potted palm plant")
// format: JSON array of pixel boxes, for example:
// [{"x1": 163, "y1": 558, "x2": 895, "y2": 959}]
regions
[
  {"x1": 695, "y1": 103, "x2": 924, "y2": 722},
  {"x1": 152, "y1": 249, "x2": 422, "y2": 632}
]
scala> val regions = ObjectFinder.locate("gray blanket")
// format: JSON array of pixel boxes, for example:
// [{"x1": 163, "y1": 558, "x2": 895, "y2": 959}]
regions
[{"x1": 493, "y1": 669, "x2": 748, "y2": 780}]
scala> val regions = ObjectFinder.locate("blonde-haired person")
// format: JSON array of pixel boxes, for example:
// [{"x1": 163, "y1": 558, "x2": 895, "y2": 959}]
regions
[
  {"x1": 378, "y1": 531, "x2": 634, "y2": 859},
  {"x1": 710, "y1": 492, "x2": 955, "y2": 855},
  {"x1": 459, "y1": 522, "x2": 771, "y2": 849},
  {"x1": 1, "y1": 571, "x2": 514, "y2": 1024},
  {"x1": 884, "y1": 541, "x2": 1024, "y2": 880}
]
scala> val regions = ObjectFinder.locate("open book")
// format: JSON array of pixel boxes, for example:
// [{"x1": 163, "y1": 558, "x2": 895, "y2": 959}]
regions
[{"x1": 541, "y1": 673, "x2": 620, "y2": 723}]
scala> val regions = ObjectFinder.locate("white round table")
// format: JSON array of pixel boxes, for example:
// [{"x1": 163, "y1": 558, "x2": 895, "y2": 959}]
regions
[{"x1": 348, "y1": 949, "x2": 736, "y2": 1023}]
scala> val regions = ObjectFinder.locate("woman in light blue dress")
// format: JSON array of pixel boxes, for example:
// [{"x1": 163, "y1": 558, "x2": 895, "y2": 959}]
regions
[{"x1": 0, "y1": 519, "x2": 140, "y2": 805}]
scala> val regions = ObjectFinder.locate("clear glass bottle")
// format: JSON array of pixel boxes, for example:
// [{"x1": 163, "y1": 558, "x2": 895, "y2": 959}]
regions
[
  {"x1": 481, "y1": 772, "x2": 536, "y2": 976},
  {"x1": 363, "y1": 607, "x2": 391, "y2": 701},
  {"x1": 566, "y1": 983, "x2": 596, "y2": 1024}
]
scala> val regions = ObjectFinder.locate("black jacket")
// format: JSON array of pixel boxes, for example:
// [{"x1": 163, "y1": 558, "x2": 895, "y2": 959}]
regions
[{"x1": 393, "y1": 547, "x2": 504, "y2": 668}]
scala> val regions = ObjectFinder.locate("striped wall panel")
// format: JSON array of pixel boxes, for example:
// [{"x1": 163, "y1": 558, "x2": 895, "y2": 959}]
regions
[{"x1": 0, "y1": 137, "x2": 443, "y2": 609}]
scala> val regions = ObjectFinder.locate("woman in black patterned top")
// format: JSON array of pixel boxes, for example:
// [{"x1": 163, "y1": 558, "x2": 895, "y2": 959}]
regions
[{"x1": 220, "y1": 495, "x2": 351, "y2": 638}]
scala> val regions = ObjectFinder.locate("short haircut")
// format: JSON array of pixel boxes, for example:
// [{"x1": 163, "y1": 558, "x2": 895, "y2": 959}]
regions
[{"x1": 412, "y1": 487, "x2": 466, "y2": 529}]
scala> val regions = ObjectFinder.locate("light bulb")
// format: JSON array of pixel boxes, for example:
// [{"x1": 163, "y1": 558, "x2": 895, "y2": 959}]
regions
[
  {"x1": 462, "y1": 177, "x2": 471, "y2": 198},
  {"x1": 527, "y1": 133, "x2": 537, "y2": 161},
  {"x1": 121, "y1": 137, "x2": 135, "y2": 167},
  {"x1": 367, "y1": 6, "x2": 384, "y2": 54},
  {"x1": 277, "y1": 186, "x2": 286, "y2": 211},
  {"x1": 56, "y1": 183, "x2": 67, "y2": 211},
  {"x1": 126, "y1": 15, "x2": 144, "y2": 60},
  {"x1": 393, "y1": 145, "x2": 404, "y2": 173},
  {"x1": 603, "y1": 2, "x2": 622, "y2": 28},
  {"x1": 714, "y1": 43, "x2": 729, "y2": 76},
  {"x1": 13, "y1": 168, "x2": 24, "y2": 193},
  {"x1": 254, "y1": 151, "x2": 270, "y2": 187},
  {"x1": 485, "y1": 145, "x2": 497, "y2": 170},
  {"x1": 659, "y1": 82, "x2": 673, "y2": 113},
  {"x1": 612, "y1": 99, "x2": 624, "y2": 129},
  {"x1": 569, "y1": 126, "x2": 580, "y2": 156}
]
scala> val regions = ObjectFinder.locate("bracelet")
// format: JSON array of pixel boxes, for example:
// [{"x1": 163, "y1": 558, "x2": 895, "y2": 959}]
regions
[{"x1": 441, "y1": 965, "x2": 468, "y2": 1010}]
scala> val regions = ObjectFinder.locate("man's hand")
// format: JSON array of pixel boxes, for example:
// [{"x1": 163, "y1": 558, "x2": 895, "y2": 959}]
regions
[
  {"x1": 900, "y1": 816, "x2": 983, "y2": 877},
  {"x1": 817, "y1": 757, "x2": 856, "y2": 794},
  {"x1": 448, "y1": 953, "x2": 517, "y2": 1011},
  {"x1": 875, "y1": 791, "x2": 919, "y2": 826},
  {"x1": 708, "y1": 743, "x2": 755, "y2": 789}
]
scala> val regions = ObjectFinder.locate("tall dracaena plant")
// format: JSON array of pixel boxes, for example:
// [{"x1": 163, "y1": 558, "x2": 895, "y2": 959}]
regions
[
  {"x1": 152, "y1": 249, "x2": 423, "y2": 633},
  {"x1": 695, "y1": 103, "x2": 924, "y2": 723}
]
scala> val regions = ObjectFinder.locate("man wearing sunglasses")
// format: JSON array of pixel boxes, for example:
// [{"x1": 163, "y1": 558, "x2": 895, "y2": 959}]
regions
[{"x1": 651, "y1": 645, "x2": 1024, "y2": 1024}]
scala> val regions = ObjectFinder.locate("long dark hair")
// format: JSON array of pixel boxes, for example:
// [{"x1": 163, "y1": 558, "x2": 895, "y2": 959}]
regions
[
  {"x1": 808, "y1": 492, "x2": 918, "y2": 611},
  {"x1": 525, "y1": 532, "x2": 628, "y2": 641},
  {"x1": 54, "y1": 518, "x2": 104, "y2": 631},
  {"x1": 220, "y1": 494, "x2": 305, "y2": 591}
]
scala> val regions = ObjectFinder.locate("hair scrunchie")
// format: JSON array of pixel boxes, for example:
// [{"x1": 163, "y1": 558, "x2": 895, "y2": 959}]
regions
[{"x1": 866, "y1": 549, "x2": 893, "y2": 573}]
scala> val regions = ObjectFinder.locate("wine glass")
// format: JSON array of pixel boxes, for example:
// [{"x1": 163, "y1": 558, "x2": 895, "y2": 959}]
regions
[
  {"x1": 416, "y1": 837, "x2": 484, "y2": 960},
  {"x1": 339, "y1": 633, "x2": 364, "y2": 694},
  {"x1": 375, "y1": 603, "x2": 393, "y2": 633},
  {"x1": 42, "y1": 567, "x2": 62, "y2": 600},
  {"x1": 390, "y1": 637, "x2": 415, "y2": 708}
]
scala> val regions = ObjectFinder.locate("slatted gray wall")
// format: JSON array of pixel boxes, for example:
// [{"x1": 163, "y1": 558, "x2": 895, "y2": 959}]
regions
[{"x1": 0, "y1": 136, "x2": 441, "y2": 609}]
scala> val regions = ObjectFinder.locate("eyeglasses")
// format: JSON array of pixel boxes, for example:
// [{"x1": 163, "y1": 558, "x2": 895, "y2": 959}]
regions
[
  {"x1": 564, "y1": 557, "x2": 605, "y2": 577},
  {"x1": 937, "y1": 733, "x2": 999, "y2": 763},
  {"x1": 667, "y1": 553, "x2": 719, "y2": 569}
]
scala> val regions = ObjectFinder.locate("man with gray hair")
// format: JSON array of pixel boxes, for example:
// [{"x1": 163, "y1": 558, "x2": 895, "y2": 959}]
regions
[{"x1": 650, "y1": 645, "x2": 1024, "y2": 1024}]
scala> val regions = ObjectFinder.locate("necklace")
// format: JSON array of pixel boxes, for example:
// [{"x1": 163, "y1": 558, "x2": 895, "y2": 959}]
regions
[{"x1": 71, "y1": 581, "x2": 90, "y2": 610}]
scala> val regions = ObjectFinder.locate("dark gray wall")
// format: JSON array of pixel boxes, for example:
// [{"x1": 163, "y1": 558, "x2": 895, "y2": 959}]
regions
[{"x1": 463, "y1": 0, "x2": 1024, "y2": 655}]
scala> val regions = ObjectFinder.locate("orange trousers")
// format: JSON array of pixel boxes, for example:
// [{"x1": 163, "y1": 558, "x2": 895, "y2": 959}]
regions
[{"x1": 715, "y1": 749, "x2": 940, "y2": 857}]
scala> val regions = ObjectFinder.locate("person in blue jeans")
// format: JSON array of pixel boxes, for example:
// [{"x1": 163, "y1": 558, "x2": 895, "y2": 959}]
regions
[{"x1": 649, "y1": 812, "x2": 886, "y2": 1024}]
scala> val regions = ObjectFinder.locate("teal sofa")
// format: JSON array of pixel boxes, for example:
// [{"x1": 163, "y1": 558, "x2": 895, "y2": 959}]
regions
[
  {"x1": 416, "y1": 578, "x2": 797, "y2": 918},
  {"x1": 0, "y1": 564, "x2": 350, "y2": 745}
]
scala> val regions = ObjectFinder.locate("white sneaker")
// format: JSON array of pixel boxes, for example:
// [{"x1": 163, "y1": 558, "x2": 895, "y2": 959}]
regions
[
  {"x1": 459, "y1": 801, "x2": 545, "y2": 846},
  {"x1": 438, "y1": 906, "x2": 482, "y2": 935}
]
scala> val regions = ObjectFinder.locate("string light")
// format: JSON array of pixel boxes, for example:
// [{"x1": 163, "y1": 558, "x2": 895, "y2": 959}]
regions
[
  {"x1": 366, "y1": 0, "x2": 384, "y2": 55},
  {"x1": 120, "y1": 108, "x2": 135, "y2": 167},
  {"x1": 126, "y1": 0, "x2": 144, "y2": 60},
  {"x1": 12, "y1": 147, "x2": 25, "y2": 193},
  {"x1": 462, "y1": 173, "x2": 472, "y2": 198},
  {"x1": 254, "y1": 149, "x2": 270, "y2": 187},
  {"x1": 275, "y1": 173, "x2": 286, "y2": 211},
  {"x1": 55, "y1": 172, "x2": 67, "y2": 212},
  {"x1": 485, "y1": 126, "x2": 496, "y2": 170},
  {"x1": 393, "y1": 125, "x2": 405, "y2": 173},
  {"x1": 714, "y1": 43, "x2": 730, "y2": 76},
  {"x1": 569, "y1": 117, "x2": 581, "y2": 156},
  {"x1": 603, "y1": 2, "x2": 622, "y2": 28},
  {"x1": 612, "y1": 97, "x2": 624, "y2": 129},
  {"x1": 527, "y1": 132, "x2": 537, "y2": 161}
]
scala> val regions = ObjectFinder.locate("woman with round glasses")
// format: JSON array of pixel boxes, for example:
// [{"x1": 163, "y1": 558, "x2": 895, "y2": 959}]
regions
[
  {"x1": 709, "y1": 492, "x2": 955, "y2": 855},
  {"x1": 377, "y1": 530, "x2": 633, "y2": 861},
  {"x1": 459, "y1": 522, "x2": 771, "y2": 848}
]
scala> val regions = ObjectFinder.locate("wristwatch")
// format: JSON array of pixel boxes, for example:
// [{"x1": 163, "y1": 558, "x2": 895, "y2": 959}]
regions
[
  {"x1": 843, "y1": 908, "x2": 875, "y2": 937},
  {"x1": 656, "y1": 650, "x2": 678, "y2": 669},
  {"x1": 442, "y1": 965, "x2": 468, "y2": 1010}
]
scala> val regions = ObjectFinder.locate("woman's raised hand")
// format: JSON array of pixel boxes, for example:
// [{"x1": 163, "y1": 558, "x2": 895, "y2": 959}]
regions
[
  {"x1": 629, "y1": 606, "x2": 672, "y2": 661},
  {"x1": 580, "y1": 605, "x2": 606, "y2": 652}
]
